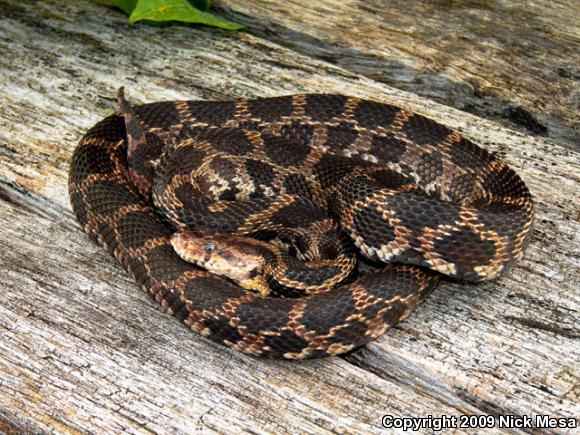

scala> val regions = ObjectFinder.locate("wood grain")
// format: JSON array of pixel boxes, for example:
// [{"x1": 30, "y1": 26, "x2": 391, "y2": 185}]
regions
[
  {"x1": 217, "y1": 0, "x2": 580, "y2": 150},
  {"x1": 0, "y1": 0, "x2": 578, "y2": 433}
]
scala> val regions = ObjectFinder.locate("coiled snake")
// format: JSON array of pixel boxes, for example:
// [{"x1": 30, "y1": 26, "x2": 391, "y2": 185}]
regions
[{"x1": 68, "y1": 89, "x2": 534, "y2": 359}]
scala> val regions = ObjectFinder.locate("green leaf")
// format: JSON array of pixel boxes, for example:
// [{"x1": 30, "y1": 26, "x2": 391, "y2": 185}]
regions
[
  {"x1": 187, "y1": 0, "x2": 210, "y2": 11},
  {"x1": 109, "y1": 0, "x2": 138, "y2": 14},
  {"x1": 109, "y1": 0, "x2": 212, "y2": 14},
  {"x1": 128, "y1": 0, "x2": 243, "y2": 30}
]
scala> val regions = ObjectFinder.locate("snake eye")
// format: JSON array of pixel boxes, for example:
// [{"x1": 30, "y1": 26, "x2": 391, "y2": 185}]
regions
[{"x1": 204, "y1": 242, "x2": 217, "y2": 254}]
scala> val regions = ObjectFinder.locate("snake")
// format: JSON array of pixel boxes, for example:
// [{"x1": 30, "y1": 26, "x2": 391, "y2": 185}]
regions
[{"x1": 68, "y1": 89, "x2": 534, "y2": 359}]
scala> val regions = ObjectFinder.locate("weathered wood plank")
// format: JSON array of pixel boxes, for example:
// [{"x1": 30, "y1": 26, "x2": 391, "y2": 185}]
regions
[
  {"x1": 217, "y1": 0, "x2": 580, "y2": 150},
  {"x1": 0, "y1": 200, "x2": 482, "y2": 434},
  {"x1": 354, "y1": 125, "x2": 580, "y2": 419},
  {"x1": 0, "y1": 0, "x2": 578, "y2": 433}
]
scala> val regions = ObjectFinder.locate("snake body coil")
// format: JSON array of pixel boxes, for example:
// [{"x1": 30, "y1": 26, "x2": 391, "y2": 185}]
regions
[{"x1": 69, "y1": 91, "x2": 534, "y2": 359}]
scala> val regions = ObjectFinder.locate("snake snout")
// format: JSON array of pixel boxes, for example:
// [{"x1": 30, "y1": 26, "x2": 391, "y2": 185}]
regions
[{"x1": 170, "y1": 228, "x2": 266, "y2": 289}]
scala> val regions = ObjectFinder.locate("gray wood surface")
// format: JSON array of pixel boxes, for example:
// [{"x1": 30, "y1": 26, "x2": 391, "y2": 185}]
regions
[
  {"x1": 0, "y1": 1, "x2": 578, "y2": 433},
  {"x1": 217, "y1": 0, "x2": 580, "y2": 151}
]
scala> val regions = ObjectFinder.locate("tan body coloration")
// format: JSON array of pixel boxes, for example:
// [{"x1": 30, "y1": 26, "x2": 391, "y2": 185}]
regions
[{"x1": 171, "y1": 228, "x2": 271, "y2": 296}]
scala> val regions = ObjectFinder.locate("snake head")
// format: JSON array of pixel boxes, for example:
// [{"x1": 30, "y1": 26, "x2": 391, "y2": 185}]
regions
[{"x1": 170, "y1": 227, "x2": 270, "y2": 296}]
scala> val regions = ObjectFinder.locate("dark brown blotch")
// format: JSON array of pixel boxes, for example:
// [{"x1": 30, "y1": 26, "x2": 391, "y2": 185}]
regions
[
  {"x1": 477, "y1": 202, "x2": 530, "y2": 242},
  {"x1": 163, "y1": 143, "x2": 205, "y2": 177},
  {"x1": 208, "y1": 129, "x2": 253, "y2": 155},
  {"x1": 72, "y1": 143, "x2": 117, "y2": 179},
  {"x1": 305, "y1": 94, "x2": 348, "y2": 121},
  {"x1": 160, "y1": 288, "x2": 190, "y2": 321},
  {"x1": 248, "y1": 96, "x2": 294, "y2": 122},
  {"x1": 282, "y1": 173, "x2": 315, "y2": 199},
  {"x1": 385, "y1": 192, "x2": 461, "y2": 232},
  {"x1": 183, "y1": 276, "x2": 246, "y2": 311},
  {"x1": 325, "y1": 122, "x2": 359, "y2": 151},
  {"x1": 83, "y1": 114, "x2": 126, "y2": 143},
  {"x1": 97, "y1": 221, "x2": 119, "y2": 253},
  {"x1": 136, "y1": 101, "x2": 181, "y2": 130},
  {"x1": 449, "y1": 137, "x2": 493, "y2": 168},
  {"x1": 352, "y1": 100, "x2": 400, "y2": 130},
  {"x1": 402, "y1": 114, "x2": 451, "y2": 146},
  {"x1": 312, "y1": 153, "x2": 357, "y2": 190},
  {"x1": 282, "y1": 257, "x2": 343, "y2": 287},
  {"x1": 324, "y1": 320, "x2": 369, "y2": 347},
  {"x1": 146, "y1": 243, "x2": 195, "y2": 282},
  {"x1": 263, "y1": 330, "x2": 310, "y2": 357},
  {"x1": 126, "y1": 254, "x2": 150, "y2": 288},
  {"x1": 369, "y1": 133, "x2": 407, "y2": 163},
  {"x1": 245, "y1": 159, "x2": 277, "y2": 194},
  {"x1": 481, "y1": 166, "x2": 530, "y2": 199},
  {"x1": 269, "y1": 198, "x2": 327, "y2": 229},
  {"x1": 301, "y1": 288, "x2": 357, "y2": 335},
  {"x1": 203, "y1": 316, "x2": 244, "y2": 345},
  {"x1": 338, "y1": 173, "x2": 382, "y2": 205},
  {"x1": 116, "y1": 210, "x2": 172, "y2": 249},
  {"x1": 357, "y1": 298, "x2": 385, "y2": 321},
  {"x1": 352, "y1": 205, "x2": 396, "y2": 249},
  {"x1": 431, "y1": 226, "x2": 497, "y2": 280},
  {"x1": 235, "y1": 299, "x2": 291, "y2": 335},
  {"x1": 368, "y1": 169, "x2": 409, "y2": 189},
  {"x1": 358, "y1": 267, "x2": 421, "y2": 300},
  {"x1": 186, "y1": 100, "x2": 236, "y2": 126},
  {"x1": 69, "y1": 190, "x2": 88, "y2": 227},
  {"x1": 84, "y1": 180, "x2": 139, "y2": 216},
  {"x1": 278, "y1": 122, "x2": 315, "y2": 147},
  {"x1": 262, "y1": 133, "x2": 312, "y2": 167}
]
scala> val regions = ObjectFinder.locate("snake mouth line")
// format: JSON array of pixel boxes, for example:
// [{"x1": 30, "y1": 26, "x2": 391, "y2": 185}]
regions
[{"x1": 171, "y1": 228, "x2": 265, "y2": 285}]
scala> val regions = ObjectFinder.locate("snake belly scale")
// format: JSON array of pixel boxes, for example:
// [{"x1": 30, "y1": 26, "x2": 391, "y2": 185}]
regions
[{"x1": 68, "y1": 90, "x2": 534, "y2": 359}]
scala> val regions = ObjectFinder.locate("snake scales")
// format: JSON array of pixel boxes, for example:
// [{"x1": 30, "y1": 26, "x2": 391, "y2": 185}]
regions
[{"x1": 68, "y1": 90, "x2": 534, "y2": 359}]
